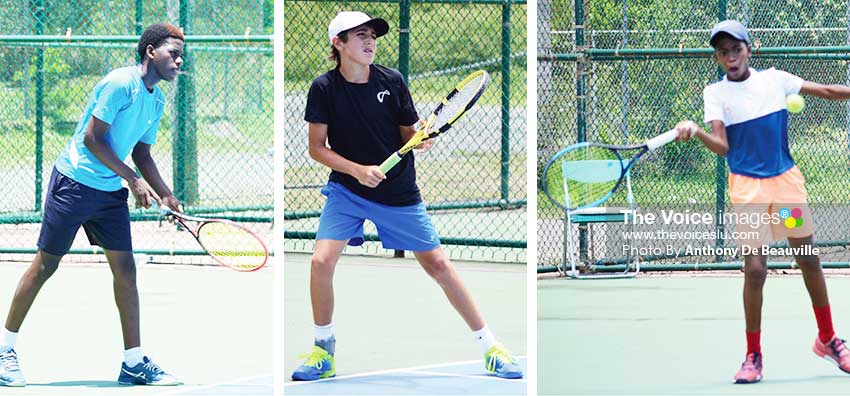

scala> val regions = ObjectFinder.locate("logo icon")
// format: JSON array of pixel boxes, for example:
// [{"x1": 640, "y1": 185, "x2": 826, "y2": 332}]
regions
[
  {"x1": 122, "y1": 368, "x2": 147, "y2": 380},
  {"x1": 779, "y1": 207, "x2": 803, "y2": 229},
  {"x1": 377, "y1": 90, "x2": 390, "y2": 103}
]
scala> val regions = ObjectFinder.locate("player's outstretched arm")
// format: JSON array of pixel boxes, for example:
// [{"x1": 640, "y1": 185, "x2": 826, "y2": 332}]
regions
[
  {"x1": 675, "y1": 120, "x2": 729, "y2": 156},
  {"x1": 800, "y1": 81, "x2": 850, "y2": 101},
  {"x1": 307, "y1": 122, "x2": 385, "y2": 188},
  {"x1": 131, "y1": 142, "x2": 180, "y2": 211}
]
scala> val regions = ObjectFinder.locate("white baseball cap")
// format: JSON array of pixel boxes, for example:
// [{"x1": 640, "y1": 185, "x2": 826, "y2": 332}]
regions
[{"x1": 327, "y1": 11, "x2": 389, "y2": 45}]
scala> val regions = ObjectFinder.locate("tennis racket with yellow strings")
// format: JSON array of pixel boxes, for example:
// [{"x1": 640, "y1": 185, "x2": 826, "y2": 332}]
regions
[
  {"x1": 161, "y1": 208, "x2": 268, "y2": 272},
  {"x1": 378, "y1": 69, "x2": 489, "y2": 174}
]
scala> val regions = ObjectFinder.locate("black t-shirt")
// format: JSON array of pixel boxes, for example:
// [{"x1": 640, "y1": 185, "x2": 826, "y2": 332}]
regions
[{"x1": 305, "y1": 64, "x2": 422, "y2": 206}]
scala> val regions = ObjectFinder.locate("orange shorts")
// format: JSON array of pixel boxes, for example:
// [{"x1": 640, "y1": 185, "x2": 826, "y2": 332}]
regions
[{"x1": 728, "y1": 166, "x2": 814, "y2": 248}]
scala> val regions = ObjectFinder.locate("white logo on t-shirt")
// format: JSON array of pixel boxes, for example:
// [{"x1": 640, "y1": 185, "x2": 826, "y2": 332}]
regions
[{"x1": 377, "y1": 90, "x2": 390, "y2": 103}]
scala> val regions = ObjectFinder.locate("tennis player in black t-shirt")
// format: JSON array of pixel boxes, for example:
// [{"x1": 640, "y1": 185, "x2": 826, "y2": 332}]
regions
[{"x1": 290, "y1": 11, "x2": 523, "y2": 381}]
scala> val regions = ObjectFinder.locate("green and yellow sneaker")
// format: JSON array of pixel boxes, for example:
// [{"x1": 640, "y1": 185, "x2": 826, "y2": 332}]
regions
[
  {"x1": 291, "y1": 340, "x2": 335, "y2": 381},
  {"x1": 484, "y1": 344, "x2": 523, "y2": 379}
]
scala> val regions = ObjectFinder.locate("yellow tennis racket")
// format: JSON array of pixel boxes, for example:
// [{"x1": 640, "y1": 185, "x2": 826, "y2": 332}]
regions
[{"x1": 378, "y1": 70, "x2": 490, "y2": 174}]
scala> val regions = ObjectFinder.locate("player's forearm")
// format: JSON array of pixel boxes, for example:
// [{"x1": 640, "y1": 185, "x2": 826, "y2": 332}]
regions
[
  {"x1": 817, "y1": 85, "x2": 850, "y2": 100},
  {"x1": 134, "y1": 155, "x2": 173, "y2": 200},
  {"x1": 83, "y1": 134, "x2": 138, "y2": 182},
  {"x1": 309, "y1": 145, "x2": 366, "y2": 177},
  {"x1": 695, "y1": 130, "x2": 729, "y2": 156}
]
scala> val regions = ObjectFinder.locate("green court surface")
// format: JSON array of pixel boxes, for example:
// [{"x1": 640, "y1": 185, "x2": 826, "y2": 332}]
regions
[
  {"x1": 0, "y1": 259, "x2": 272, "y2": 396},
  {"x1": 284, "y1": 252, "x2": 526, "y2": 393},
  {"x1": 539, "y1": 274, "x2": 850, "y2": 395}
]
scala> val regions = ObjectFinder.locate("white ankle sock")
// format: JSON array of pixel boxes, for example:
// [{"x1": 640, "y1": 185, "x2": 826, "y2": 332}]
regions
[
  {"x1": 314, "y1": 322, "x2": 334, "y2": 341},
  {"x1": 0, "y1": 328, "x2": 17, "y2": 350},
  {"x1": 472, "y1": 325, "x2": 498, "y2": 354},
  {"x1": 123, "y1": 347, "x2": 144, "y2": 366}
]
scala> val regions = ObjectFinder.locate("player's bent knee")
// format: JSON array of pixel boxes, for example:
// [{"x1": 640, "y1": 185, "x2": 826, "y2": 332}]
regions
[
  {"x1": 310, "y1": 255, "x2": 336, "y2": 274},
  {"x1": 795, "y1": 255, "x2": 821, "y2": 268},
  {"x1": 34, "y1": 263, "x2": 58, "y2": 283},
  {"x1": 33, "y1": 252, "x2": 61, "y2": 281},
  {"x1": 742, "y1": 265, "x2": 767, "y2": 283},
  {"x1": 422, "y1": 258, "x2": 453, "y2": 283},
  {"x1": 110, "y1": 262, "x2": 137, "y2": 286}
]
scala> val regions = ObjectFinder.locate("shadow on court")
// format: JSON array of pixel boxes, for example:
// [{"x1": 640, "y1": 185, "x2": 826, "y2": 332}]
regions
[
  {"x1": 0, "y1": 260, "x2": 272, "y2": 396},
  {"x1": 29, "y1": 380, "x2": 126, "y2": 387},
  {"x1": 284, "y1": 252, "x2": 527, "y2": 395},
  {"x1": 539, "y1": 275, "x2": 850, "y2": 395}
]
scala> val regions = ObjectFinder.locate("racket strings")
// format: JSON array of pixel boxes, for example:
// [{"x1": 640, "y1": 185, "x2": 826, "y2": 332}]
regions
[
  {"x1": 432, "y1": 73, "x2": 487, "y2": 130},
  {"x1": 197, "y1": 222, "x2": 267, "y2": 270},
  {"x1": 545, "y1": 146, "x2": 623, "y2": 210}
]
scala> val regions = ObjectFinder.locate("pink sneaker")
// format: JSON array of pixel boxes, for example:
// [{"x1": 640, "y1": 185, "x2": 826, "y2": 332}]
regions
[
  {"x1": 734, "y1": 352, "x2": 763, "y2": 384},
  {"x1": 813, "y1": 336, "x2": 850, "y2": 374}
]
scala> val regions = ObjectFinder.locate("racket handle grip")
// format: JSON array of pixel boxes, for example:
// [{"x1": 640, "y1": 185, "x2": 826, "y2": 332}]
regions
[
  {"x1": 378, "y1": 153, "x2": 404, "y2": 174},
  {"x1": 646, "y1": 129, "x2": 679, "y2": 151}
]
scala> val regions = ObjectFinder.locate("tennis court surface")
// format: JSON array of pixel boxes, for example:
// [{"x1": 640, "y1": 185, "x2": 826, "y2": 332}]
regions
[
  {"x1": 284, "y1": 252, "x2": 527, "y2": 395},
  {"x1": 0, "y1": 258, "x2": 272, "y2": 396},
  {"x1": 539, "y1": 273, "x2": 850, "y2": 394},
  {"x1": 285, "y1": 358, "x2": 527, "y2": 395}
]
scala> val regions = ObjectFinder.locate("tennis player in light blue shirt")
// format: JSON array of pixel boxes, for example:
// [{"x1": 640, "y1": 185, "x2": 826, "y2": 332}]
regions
[
  {"x1": 0, "y1": 23, "x2": 185, "y2": 387},
  {"x1": 55, "y1": 65, "x2": 166, "y2": 191}
]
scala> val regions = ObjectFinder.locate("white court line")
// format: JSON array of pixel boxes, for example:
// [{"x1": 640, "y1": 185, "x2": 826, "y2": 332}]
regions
[
  {"x1": 152, "y1": 373, "x2": 272, "y2": 396},
  {"x1": 401, "y1": 369, "x2": 528, "y2": 383},
  {"x1": 284, "y1": 356, "x2": 527, "y2": 387}
]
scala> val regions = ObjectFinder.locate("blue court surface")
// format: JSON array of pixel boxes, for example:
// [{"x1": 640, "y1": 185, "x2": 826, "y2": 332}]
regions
[{"x1": 284, "y1": 358, "x2": 527, "y2": 395}]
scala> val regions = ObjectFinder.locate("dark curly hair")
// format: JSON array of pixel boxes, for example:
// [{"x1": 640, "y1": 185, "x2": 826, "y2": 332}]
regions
[{"x1": 137, "y1": 23, "x2": 184, "y2": 61}]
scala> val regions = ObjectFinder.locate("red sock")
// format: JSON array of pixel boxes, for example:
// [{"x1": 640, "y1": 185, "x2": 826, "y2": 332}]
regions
[
  {"x1": 814, "y1": 304, "x2": 835, "y2": 343},
  {"x1": 746, "y1": 331, "x2": 761, "y2": 354}
]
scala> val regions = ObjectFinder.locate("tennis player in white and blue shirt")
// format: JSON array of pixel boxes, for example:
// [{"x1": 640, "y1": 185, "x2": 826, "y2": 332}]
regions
[{"x1": 675, "y1": 19, "x2": 850, "y2": 384}]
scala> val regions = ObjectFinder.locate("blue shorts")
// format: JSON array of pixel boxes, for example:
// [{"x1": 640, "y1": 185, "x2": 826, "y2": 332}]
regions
[
  {"x1": 37, "y1": 168, "x2": 132, "y2": 255},
  {"x1": 316, "y1": 182, "x2": 440, "y2": 251}
]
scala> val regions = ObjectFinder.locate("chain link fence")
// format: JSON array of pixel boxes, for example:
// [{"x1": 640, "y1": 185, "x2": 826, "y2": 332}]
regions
[
  {"x1": 285, "y1": 0, "x2": 527, "y2": 263},
  {"x1": 0, "y1": 1, "x2": 273, "y2": 264},
  {"x1": 539, "y1": 0, "x2": 850, "y2": 272}
]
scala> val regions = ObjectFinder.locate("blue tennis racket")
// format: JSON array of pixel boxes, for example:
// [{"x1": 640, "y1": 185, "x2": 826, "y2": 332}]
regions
[{"x1": 542, "y1": 129, "x2": 679, "y2": 211}]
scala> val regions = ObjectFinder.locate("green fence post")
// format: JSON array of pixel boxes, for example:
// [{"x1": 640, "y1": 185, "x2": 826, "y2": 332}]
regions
[
  {"x1": 263, "y1": 0, "x2": 273, "y2": 33},
  {"x1": 33, "y1": 0, "x2": 45, "y2": 212},
  {"x1": 499, "y1": 0, "x2": 511, "y2": 203},
  {"x1": 394, "y1": 0, "x2": 413, "y2": 259},
  {"x1": 575, "y1": 0, "x2": 589, "y2": 260},
  {"x1": 714, "y1": 0, "x2": 727, "y2": 262},
  {"x1": 135, "y1": 0, "x2": 143, "y2": 63},
  {"x1": 398, "y1": 0, "x2": 411, "y2": 82},
  {"x1": 176, "y1": 0, "x2": 199, "y2": 205},
  {"x1": 575, "y1": 0, "x2": 586, "y2": 143}
]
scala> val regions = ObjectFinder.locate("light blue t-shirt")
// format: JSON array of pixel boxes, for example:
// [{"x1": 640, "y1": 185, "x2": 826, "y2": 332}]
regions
[{"x1": 55, "y1": 65, "x2": 166, "y2": 191}]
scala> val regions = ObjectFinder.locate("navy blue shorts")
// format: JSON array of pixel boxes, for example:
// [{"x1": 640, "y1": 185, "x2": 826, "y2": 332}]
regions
[
  {"x1": 316, "y1": 182, "x2": 441, "y2": 252},
  {"x1": 37, "y1": 168, "x2": 132, "y2": 255}
]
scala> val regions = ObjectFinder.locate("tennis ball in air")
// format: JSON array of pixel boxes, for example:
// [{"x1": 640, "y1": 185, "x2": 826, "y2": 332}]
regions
[{"x1": 787, "y1": 94, "x2": 805, "y2": 113}]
